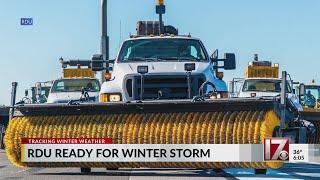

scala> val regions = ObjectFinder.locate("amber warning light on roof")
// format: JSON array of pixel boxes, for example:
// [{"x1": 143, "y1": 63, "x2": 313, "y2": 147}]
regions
[{"x1": 157, "y1": 0, "x2": 164, "y2": 5}]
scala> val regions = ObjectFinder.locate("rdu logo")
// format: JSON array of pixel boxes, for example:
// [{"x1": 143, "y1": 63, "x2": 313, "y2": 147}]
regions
[
  {"x1": 21, "y1": 18, "x2": 33, "y2": 26},
  {"x1": 264, "y1": 138, "x2": 289, "y2": 161}
]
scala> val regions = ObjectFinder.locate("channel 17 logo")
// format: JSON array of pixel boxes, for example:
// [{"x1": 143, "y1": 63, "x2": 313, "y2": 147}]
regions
[{"x1": 264, "y1": 138, "x2": 289, "y2": 161}]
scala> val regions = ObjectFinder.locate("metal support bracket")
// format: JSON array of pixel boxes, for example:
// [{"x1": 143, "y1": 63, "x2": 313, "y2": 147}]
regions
[
  {"x1": 280, "y1": 71, "x2": 287, "y2": 136},
  {"x1": 186, "y1": 72, "x2": 192, "y2": 99}
]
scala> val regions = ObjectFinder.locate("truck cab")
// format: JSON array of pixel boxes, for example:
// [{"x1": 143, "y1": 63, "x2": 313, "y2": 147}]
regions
[
  {"x1": 298, "y1": 82, "x2": 320, "y2": 109},
  {"x1": 99, "y1": 23, "x2": 236, "y2": 102},
  {"x1": 24, "y1": 81, "x2": 52, "y2": 104},
  {"x1": 47, "y1": 67, "x2": 100, "y2": 104},
  {"x1": 239, "y1": 78, "x2": 291, "y2": 98},
  {"x1": 233, "y1": 55, "x2": 302, "y2": 111}
]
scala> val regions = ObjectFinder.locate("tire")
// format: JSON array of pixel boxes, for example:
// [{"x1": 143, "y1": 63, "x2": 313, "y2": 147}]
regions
[
  {"x1": 255, "y1": 169, "x2": 267, "y2": 175},
  {"x1": 80, "y1": 168, "x2": 91, "y2": 174}
]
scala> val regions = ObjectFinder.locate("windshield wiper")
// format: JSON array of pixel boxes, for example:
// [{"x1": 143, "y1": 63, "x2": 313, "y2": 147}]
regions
[
  {"x1": 124, "y1": 57, "x2": 148, "y2": 61},
  {"x1": 159, "y1": 57, "x2": 198, "y2": 61},
  {"x1": 125, "y1": 57, "x2": 199, "y2": 62},
  {"x1": 124, "y1": 57, "x2": 164, "y2": 62},
  {"x1": 86, "y1": 89, "x2": 99, "y2": 92},
  {"x1": 156, "y1": 57, "x2": 178, "y2": 61},
  {"x1": 144, "y1": 57, "x2": 164, "y2": 62},
  {"x1": 178, "y1": 57, "x2": 198, "y2": 61}
]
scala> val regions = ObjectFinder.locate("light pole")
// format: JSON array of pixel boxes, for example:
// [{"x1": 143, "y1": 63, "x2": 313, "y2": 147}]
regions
[{"x1": 101, "y1": 0, "x2": 109, "y2": 82}]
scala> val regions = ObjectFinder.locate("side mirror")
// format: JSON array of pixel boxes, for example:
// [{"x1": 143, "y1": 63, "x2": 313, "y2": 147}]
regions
[
  {"x1": 108, "y1": 59, "x2": 116, "y2": 72},
  {"x1": 91, "y1": 54, "x2": 116, "y2": 72},
  {"x1": 299, "y1": 84, "x2": 305, "y2": 96},
  {"x1": 25, "y1": 90, "x2": 29, "y2": 97},
  {"x1": 91, "y1": 54, "x2": 107, "y2": 72},
  {"x1": 109, "y1": 59, "x2": 115, "y2": 64},
  {"x1": 228, "y1": 81, "x2": 234, "y2": 93},
  {"x1": 211, "y1": 50, "x2": 236, "y2": 70},
  {"x1": 224, "y1": 53, "x2": 236, "y2": 70}
]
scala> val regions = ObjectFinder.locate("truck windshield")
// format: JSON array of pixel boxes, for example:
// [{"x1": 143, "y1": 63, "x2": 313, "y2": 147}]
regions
[
  {"x1": 301, "y1": 86, "x2": 320, "y2": 108},
  {"x1": 118, "y1": 39, "x2": 207, "y2": 62},
  {"x1": 51, "y1": 79, "x2": 100, "y2": 93},
  {"x1": 242, "y1": 79, "x2": 291, "y2": 93},
  {"x1": 304, "y1": 86, "x2": 320, "y2": 100}
]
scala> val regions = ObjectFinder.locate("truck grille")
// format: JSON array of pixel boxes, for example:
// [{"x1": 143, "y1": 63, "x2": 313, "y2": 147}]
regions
[{"x1": 124, "y1": 74, "x2": 205, "y2": 100}]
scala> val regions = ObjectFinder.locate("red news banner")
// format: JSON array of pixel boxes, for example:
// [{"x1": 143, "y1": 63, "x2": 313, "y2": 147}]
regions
[
  {"x1": 20, "y1": 138, "x2": 318, "y2": 163},
  {"x1": 21, "y1": 138, "x2": 113, "y2": 144}
]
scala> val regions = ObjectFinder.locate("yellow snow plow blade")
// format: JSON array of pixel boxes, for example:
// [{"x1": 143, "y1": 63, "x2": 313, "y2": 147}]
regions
[{"x1": 5, "y1": 99, "x2": 283, "y2": 169}]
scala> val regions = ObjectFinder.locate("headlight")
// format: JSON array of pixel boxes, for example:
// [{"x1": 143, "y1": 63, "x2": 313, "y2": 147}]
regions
[
  {"x1": 220, "y1": 92, "x2": 229, "y2": 98},
  {"x1": 109, "y1": 94, "x2": 121, "y2": 102},
  {"x1": 209, "y1": 92, "x2": 229, "y2": 99},
  {"x1": 100, "y1": 93, "x2": 122, "y2": 102}
]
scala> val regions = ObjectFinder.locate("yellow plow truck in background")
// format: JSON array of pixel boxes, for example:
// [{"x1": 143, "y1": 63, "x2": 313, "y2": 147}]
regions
[
  {"x1": 3, "y1": 0, "x2": 320, "y2": 175},
  {"x1": 46, "y1": 59, "x2": 101, "y2": 104},
  {"x1": 298, "y1": 82, "x2": 320, "y2": 144}
]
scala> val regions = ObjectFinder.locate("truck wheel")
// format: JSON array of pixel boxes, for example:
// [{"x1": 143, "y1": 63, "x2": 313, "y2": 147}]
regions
[
  {"x1": 255, "y1": 169, "x2": 267, "y2": 175},
  {"x1": 80, "y1": 168, "x2": 91, "y2": 174}
]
